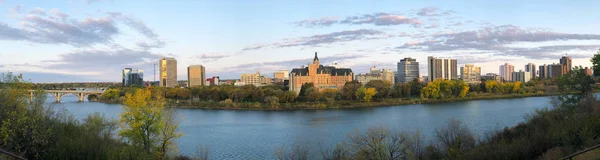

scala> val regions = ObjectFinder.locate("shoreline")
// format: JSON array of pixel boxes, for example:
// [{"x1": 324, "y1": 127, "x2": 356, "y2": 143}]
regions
[{"x1": 165, "y1": 92, "x2": 564, "y2": 111}]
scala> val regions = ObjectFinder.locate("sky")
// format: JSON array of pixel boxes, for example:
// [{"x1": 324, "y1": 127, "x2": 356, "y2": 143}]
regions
[{"x1": 1, "y1": 0, "x2": 599, "y2": 83}]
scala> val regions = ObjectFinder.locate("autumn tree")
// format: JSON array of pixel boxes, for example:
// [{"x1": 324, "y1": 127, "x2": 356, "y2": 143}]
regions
[
  {"x1": 102, "y1": 88, "x2": 121, "y2": 100},
  {"x1": 356, "y1": 86, "x2": 377, "y2": 102},
  {"x1": 365, "y1": 80, "x2": 392, "y2": 99},
  {"x1": 119, "y1": 89, "x2": 181, "y2": 159}
]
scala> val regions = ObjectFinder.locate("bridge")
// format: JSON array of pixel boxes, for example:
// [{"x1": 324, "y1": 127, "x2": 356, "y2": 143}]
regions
[{"x1": 29, "y1": 90, "x2": 105, "y2": 102}]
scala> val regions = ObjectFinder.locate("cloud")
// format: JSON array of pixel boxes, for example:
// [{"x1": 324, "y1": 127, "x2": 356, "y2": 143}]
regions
[
  {"x1": 243, "y1": 29, "x2": 386, "y2": 50},
  {"x1": 29, "y1": 8, "x2": 46, "y2": 16},
  {"x1": 500, "y1": 45, "x2": 600, "y2": 59},
  {"x1": 40, "y1": 47, "x2": 164, "y2": 72},
  {"x1": 0, "y1": 8, "x2": 164, "y2": 49},
  {"x1": 107, "y1": 12, "x2": 165, "y2": 49},
  {"x1": 192, "y1": 54, "x2": 231, "y2": 63},
  {"x1": 0, "y1": 8, "x2": 119, "y2": 46},
  {"x1": 340, "y1": 13, "x2": 423, "y2": 27},
  {"x1": 136, "y1": 41, "x2": 165, "y2": 50},
  {"x1": 293, "y1": 16, "x2": 339, "y2": 28},
  {"x1": 295, "y1": 12, "x2": 422, "y2": 28},
  {"x1": 212, "y1": 54, "x2": 366, "y2": 78},
  {"x1": 417, "y1": 7, "x2": 455, "y2": 17},
  {"x1": 395, "y1": 25, "x2": 600, "y2": 58}
]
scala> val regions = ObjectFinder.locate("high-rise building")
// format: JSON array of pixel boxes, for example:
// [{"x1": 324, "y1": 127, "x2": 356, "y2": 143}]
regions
[
  {"x1": 273, "y1": 70, "x2": 289, "y2": 83},
  {"x1": 159, "y1": 57, "x2": 177, "y2": 87},
  {"x1": 122, "y1": 68, "x2": 144, "y2": 86},
  {"x1": 355, "y1": 66, "x2": 395, "y2": 85},
  {"x1": 187, "y1": 65, "x2": 205, "y2": 87},
  {"x1": 525, "y1": 63, "x2": 536, "y2": 79},
  {"x1": 460, "y1": 64, "x2": 481, "y2": 83},
  {"x1": 560, "y1": 55, "x2": 572, "y2": 74},
  {"x1": 397, "y1": 57, "x2": 419, "y2": 83},
  {"x1": 539, "y1": 64, "x2": 548, "y2": 79},
  {"x1": 289, "y1": 52, "x2": 353, "y2": 93},
  {"x1": 241, "y1": 71, "x2": 272, "y2": 87},
  {"x1": 499, "y1": 63, "x2": 515, "y2": 81},
  {"x1": 511, "y1": 70, "x2": 531, "y2": 83},
  {"x1": 585, "y1": 67, "x2": 593, "y2": 76},
  {"x1": 427, "y1": 56, "x2": 457, "y2": 82},
  {"x1": 122, "y1": 68, "x2": 132, "y2": 86},
  {"x1": 548, "y1": 63, "x2": 564, "y2": 78}
]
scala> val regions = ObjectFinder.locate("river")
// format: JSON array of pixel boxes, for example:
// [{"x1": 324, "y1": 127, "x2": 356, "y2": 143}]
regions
[{"x1": 49, "y1": 94, "x2": 554, "y2": 159}]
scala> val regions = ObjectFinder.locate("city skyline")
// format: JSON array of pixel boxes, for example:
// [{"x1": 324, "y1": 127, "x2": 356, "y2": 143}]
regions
[{"x1": 1, "y1": 0, "x2": 600, "y2": 82}]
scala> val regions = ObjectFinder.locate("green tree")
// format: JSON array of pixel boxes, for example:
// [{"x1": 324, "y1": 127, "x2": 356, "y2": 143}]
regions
[
  {"x1": 591, "y1": 49, "x2": 600, "y2": 77},
  {"x1": 409, "y1": 79, "x2": 423, "y2": 96},
  {"x1": 557, "y1": 66, "x2": 595, "y2": 107},
  {"x1": 297, "y1": 83, "x2": 315, "y2": 101},
  {"x1": 341, "y1": 81, "x2": 362, "y2": 100}
]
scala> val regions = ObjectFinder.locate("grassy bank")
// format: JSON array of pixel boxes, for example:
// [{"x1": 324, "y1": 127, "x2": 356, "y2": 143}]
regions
[{"x1": 169, "y1": 92, "x2": 563, "y2": 110}]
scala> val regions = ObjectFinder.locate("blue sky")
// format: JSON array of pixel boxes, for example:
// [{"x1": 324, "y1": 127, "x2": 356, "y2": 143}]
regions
[{"x1": 1, "y1": 0, "x2": 599, "y2": 82}]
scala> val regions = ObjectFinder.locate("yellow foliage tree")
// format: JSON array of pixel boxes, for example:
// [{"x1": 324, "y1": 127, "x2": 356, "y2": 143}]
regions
[
  {"x1": 119, "y1": 89, "x2": 182, "y2": 159},
  {"x1": 485, "y1": 81, "x2": 498, "y2": 93},
  {"x1": 364, "y1": 87, "x2": 377, "y2": 102},
  {"x1": 512, "y1": 81, "x2": 522, "y2": 93}
]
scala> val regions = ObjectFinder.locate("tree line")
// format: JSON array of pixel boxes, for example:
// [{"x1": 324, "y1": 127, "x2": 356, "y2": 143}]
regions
[{"x1": 0, "y1": 73, "x2": 182, "y2": 160}]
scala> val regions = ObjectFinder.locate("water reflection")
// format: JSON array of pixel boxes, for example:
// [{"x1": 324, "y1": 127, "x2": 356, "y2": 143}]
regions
[{"x1": 49, "y1": 94, "x2": 555, "y2": 159}]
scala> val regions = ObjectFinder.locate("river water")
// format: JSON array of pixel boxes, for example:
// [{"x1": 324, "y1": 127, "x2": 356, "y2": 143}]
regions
[{"x1": 49, "y1": 95, "x2": 555, "y2": 159}]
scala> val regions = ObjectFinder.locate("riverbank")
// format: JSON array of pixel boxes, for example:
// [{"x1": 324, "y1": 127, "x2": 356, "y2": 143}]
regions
[{"x1": 169, "y1": 92, "x2": 564, "y2": 110}]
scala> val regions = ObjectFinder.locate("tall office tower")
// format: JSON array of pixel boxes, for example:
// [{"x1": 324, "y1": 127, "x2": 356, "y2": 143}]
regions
[
  {"x1": 427, "y1": 56, "x2": 457, "y2": 82},
  {"x1": 560, "y1": 55, "x2": 572, "y2": 74},
  {"x1": 122, "y1": 68, "x2": 132, "y2": 86},
  {"x1": 499, "y1": 63, "x2": 515, "y2": 81},
  {"x1": 187, "y1": 65, "x2": 205, "y2": 87},
  {"x1": 460, "y1": 64, "x2": 481, "y2": 83},
  {"x1": 397, "y1": 57, "x2": 419, "y2": 83},
  {"x1": 159, "y1": 57, "x2": 177, "y2": 87},
  {"x1": 525, "y1": 63, "x2": 536, "y2": 79}
]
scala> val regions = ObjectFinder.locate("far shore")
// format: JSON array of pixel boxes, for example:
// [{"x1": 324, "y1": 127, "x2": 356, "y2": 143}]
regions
[{"x1": 163, "y1": 92, "x2": 566, "y2": 111}]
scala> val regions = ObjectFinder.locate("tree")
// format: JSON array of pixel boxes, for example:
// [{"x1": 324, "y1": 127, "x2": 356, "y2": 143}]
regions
[
  {"x1": 305, "y1": 87, "x2": 322, "y2": 102},
  {"x1": 102, "y1": 88, "x2": 121, "y2": 100},
  {"x1": 556, "y1": 66, "x2": 595, "y2": 107},
  {"x1": 356, "y1": 86, "x2": 377, "y2": 102},
  {"x1": 322, "y1": 88, "x2": 339, "y2": 103},
  {"x1": 409, "y1": 79, "x2": 423, "y2": 96},
  {"x1": 156, "y1": 109, "x2": 183, "y2": 159},
  {"x1": 119, "y1": 89, "x2": 181, "y2": 159},
  {"x1": 341, "y1": 81, "x2": 362, "y2": 100},
  {"x1": 434, "y1": 119, "x2": 476, "y2": 158},
  {"x1": 365, "y1": 80, "x2": 392, "y2": 99},
  {"x1": 297, "y1": 83, "x2": 315, "y2": 101},
  {"x1": 591, "y1": 49, "x2": 600, "y2": 77}
]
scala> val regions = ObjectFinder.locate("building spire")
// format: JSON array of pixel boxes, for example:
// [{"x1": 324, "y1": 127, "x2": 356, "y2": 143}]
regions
[{"x1": 313, "y1": 52, "x2": 319, "y2": 62}]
